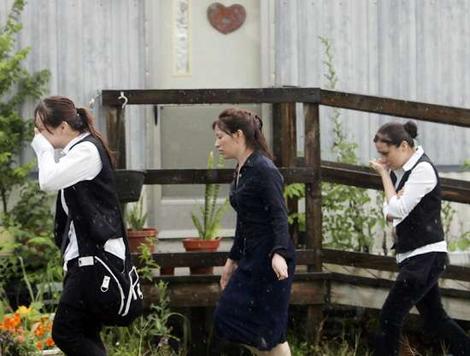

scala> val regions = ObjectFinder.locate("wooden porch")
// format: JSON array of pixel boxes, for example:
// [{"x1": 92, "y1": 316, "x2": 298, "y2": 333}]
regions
[{"x1": 101, "y1": 87, "x2": 470, "y2": 344}]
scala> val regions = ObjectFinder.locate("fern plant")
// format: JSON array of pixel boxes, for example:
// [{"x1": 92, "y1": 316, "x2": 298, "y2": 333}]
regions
[{"x1": 191, "y1": 151, "x2": 229, "y2": 240}]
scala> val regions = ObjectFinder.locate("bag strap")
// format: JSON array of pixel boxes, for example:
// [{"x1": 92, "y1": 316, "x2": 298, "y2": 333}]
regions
[
  {"x1": 118, "y1": 210, "x2": 133, "y2": 270},
  {"x1": 64, "y1": 204, "x2": 133, "y2": 268},
  {"x1": 60, "y1": 213, "x2": 72, "y2": 256}
]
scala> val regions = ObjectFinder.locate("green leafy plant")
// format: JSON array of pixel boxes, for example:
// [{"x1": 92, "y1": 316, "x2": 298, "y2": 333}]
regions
[
  {"x1": 448, "y1": 231, "x2": 470, "y2": 252},
  {"x1": 127, "y1": 196, "x2": 148, "y2": 231},
  {"x1": 103, "y1": 242, "x2": 189, "y2": 355},
  {"x1": 441, "y1": 187, "x2": 470, "y2": 252},
  {"x1": 0, "y1": 255, "x2": 58, "y2": 355},
  {"x1": 0, "y1": 0, "x2": 49, "y2": 217},
  {"x1": 441, "y1": 201, "x2": 456, "y2": 239},
  {"x1": 136, "y1": 238, "x2": 159, "y2": 281},
  {"x1": 288, "y1": 322, "x2": 371, "y2": 356},
  {"x1": 284, "y1": 36, "x2": 382, "y2": 253},
  {"x1": 318, "y1": 36, "x2": 382, "y2": 253},
  {"x1": 190, "y1": 151, "x2": 229, "y2": 240},
  {"x1": 0, "y1": 0, "x2": 56, "y2": 310},
  {"x1": 284, "y1": 184, "x2": 306, "y2": 232},
  {"x1": 0, "y1": 181, "x2": 61, "y2": 310},
  {"x1": 445, "y1": 200, "x2": 470, "y2": 252},
  {"x1": 104, "y1": 281, "x2": 189, "y2": 356}
]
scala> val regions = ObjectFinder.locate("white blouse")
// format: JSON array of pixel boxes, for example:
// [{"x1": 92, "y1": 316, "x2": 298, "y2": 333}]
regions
[
  {"x1": 31, "y1": 132, "x2": 125, "y2": 266},
  {"x1": 383, "y1": 146, "x2": 447, "y2": 263}
]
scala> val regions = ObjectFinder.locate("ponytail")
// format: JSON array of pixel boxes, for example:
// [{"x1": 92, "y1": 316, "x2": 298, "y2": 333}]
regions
[
  {"x1": 77, "y1": 107, "x2": 115, "y2": 167},
  {"x1": 250, "y1": 113, "x2": 272, "y2": 160}
]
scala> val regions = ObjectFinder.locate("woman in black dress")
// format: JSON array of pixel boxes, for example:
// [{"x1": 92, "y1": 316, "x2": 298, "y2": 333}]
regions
[{"x1": 212, "y1": 108, "x2": 295, "y2": 355}]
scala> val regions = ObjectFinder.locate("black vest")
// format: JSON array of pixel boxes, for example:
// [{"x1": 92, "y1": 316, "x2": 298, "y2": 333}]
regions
[
  {"x1": 391, "y1": 153, "x2": 444, "y2": 253},
  {"x1": 54, "y1": 135, "x2": 124, "y2": 256}
]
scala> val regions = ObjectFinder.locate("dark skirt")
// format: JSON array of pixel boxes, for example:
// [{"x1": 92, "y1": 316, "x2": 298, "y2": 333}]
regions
[{"x1": 214, "y1": 244, "x2": 295, "y2": 351}]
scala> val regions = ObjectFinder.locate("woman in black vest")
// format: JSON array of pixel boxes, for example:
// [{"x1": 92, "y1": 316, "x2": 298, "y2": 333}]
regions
[
  {"x1": 212, "y1": 108, "x2": 295, "y2": 355},
  {"x1": 31, "y1": 96, "x2": 125, "y2": 356},
  {"x1": 370, "y1": 121, "x2": 470, "y2": 356}
]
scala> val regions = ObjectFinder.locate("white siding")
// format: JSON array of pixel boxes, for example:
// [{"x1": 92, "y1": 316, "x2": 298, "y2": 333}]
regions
[
  {"x1": 1, "y1": 0, "x2": 148, "y2": 169},
  {"x1": 2, "y1": 0, "x2": 469, "y2": 166},
  {"x1": 276, "y1": 0, "x2": 470, "y2": 166}
]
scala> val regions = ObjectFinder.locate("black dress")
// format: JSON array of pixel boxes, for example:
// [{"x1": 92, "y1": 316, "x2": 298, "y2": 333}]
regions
[{"x1": 214, "y1": 151, "x2": 296, "y2": 351}]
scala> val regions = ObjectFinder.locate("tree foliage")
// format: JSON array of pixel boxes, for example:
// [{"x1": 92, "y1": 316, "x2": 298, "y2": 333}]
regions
[{"x1": 0, "y1": 0, "x2": 50, "y2": 215}]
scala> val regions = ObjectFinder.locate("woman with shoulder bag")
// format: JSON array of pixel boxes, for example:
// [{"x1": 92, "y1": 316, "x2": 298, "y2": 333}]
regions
[{"x1": 31, "y1": 96, "x2": 142, "y2": 356}]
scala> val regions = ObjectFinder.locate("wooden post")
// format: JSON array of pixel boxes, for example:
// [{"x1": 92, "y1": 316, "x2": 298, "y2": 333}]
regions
[
  {"x1": 105, "y1": 106, "x2": 126, "y2": 169},
  {"x1": 272, "y1": 103, "x2": 297, "y2": 166},
  {"x1": 304, "y1": 103, "x2": 322, "y2": 271},
  {"x1": 304, "y1": 103, "x2": 323, "y2": 343},
  {"x1": 272, "y1": 103, "x2": 299, "y2": 244}
]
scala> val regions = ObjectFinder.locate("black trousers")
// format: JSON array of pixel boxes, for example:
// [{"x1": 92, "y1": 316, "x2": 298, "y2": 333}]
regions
[
  {"x1": 52, "y1": 262, "x2": 106, "y2": 356},
  {"x1": 374, "y1": 252, "x2": 470, "y2": 356}
]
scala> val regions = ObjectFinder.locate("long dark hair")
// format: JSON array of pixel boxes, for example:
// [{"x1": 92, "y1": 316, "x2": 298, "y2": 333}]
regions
[
  {"x1": 34, "y1": 96, "x2": 114, "y2": 166},
  {"x1": 212, "y1": 108, "x2": 273, "y2": 160},
  {"x1": 373, "y1": 120, "x2": 418, "y2": 148}
]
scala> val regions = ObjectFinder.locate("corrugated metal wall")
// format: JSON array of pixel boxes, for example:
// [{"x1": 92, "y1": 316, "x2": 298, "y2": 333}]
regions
[
  {"x1": 276, "y1": 0, "x2": 470, "y2": 166},
  {"x1": 0, "y1": 0, "x2": 149, "y2": 169},
  {"x1": 1, "y1": 0, "x2": 469, "y2": 166}
]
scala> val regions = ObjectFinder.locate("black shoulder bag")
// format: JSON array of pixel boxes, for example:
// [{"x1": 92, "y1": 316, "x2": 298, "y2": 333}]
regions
[
  {"x1": 64, "y1": 216, "x2": 144, "y2": 326},
  {"x1": 87, "y1": 242, "x2": 144, "y2": 326}
]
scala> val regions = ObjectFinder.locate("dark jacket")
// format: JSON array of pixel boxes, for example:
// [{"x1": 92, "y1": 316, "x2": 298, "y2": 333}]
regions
[
  {"x1": 392, "y1": 153, "x2": 444, "y2": 253},
  {"x1": 228, "y1": 151, "x2": 294, "y2": 261},
  {"x1": 54, "y1": 135, "x2": 124, "y2": 256}
]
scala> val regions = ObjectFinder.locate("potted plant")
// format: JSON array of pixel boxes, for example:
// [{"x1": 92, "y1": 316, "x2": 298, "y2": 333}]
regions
[
  {"x1": 183, "y1": 151, "x2": 229, "y2": 274},
  {"x1": 126, "y1": 196, "x2": 158, "y2": 254}
]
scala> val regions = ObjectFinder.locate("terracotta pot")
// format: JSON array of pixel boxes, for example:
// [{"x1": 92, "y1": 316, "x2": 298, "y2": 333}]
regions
[
  {"x1": 182, "y1": 238, "x2": 221, "y2": 274},
  {"x1": 127, "y1": 228, "x2": 157, "y2": 253}
]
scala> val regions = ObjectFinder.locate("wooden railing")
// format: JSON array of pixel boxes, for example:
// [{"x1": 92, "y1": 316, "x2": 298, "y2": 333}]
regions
[
  {"x1": 103, "y1": 88, "x2": 470, "y2": 336},
  {"x1": 142, "y1": 249, "x2": 470, "y2": 283},
  {"x1": 142, "y1": 164, "x2": 470, "y2": 204}
]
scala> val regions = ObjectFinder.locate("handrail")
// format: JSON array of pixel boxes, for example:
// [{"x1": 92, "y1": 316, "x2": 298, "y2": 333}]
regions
[
  {"x1": 102, "y1": 88, "x2": 320, "y2": 105},
  {"x1": 320, "y1": 90, "x2": 470, "y2": 127},
  {"x1": 142, "y1": 163, "x2": 470, "y2": 204},
  {"x1": 145, "y1": 249, "x2": 470, "y2": 282},
  {"x1": 102, "y1": 88, "x2": 470, "y2": 128}
]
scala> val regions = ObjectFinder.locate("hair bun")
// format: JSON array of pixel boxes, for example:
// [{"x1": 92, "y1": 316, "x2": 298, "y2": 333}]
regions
[{"x1": 403, "y1": 120, "x2": 418, "y2": 139}]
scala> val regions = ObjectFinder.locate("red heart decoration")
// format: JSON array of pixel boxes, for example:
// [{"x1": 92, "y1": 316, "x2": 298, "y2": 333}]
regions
[{"x1": 207, "y1": 3, "x2": 246, "y2": 34}]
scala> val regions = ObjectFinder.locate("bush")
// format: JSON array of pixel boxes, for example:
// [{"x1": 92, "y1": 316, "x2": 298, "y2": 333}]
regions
[
  {"x1": 0, "y1": 0, "x2": 49, "y2": 216},
  {"x1": 284, "y1": 37, "x2": 382, "y2": 253}
]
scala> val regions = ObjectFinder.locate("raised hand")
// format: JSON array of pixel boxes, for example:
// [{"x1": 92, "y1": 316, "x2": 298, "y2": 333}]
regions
[{"x1": 369, "y1": 158, "x2": 389, "y2": 175}]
